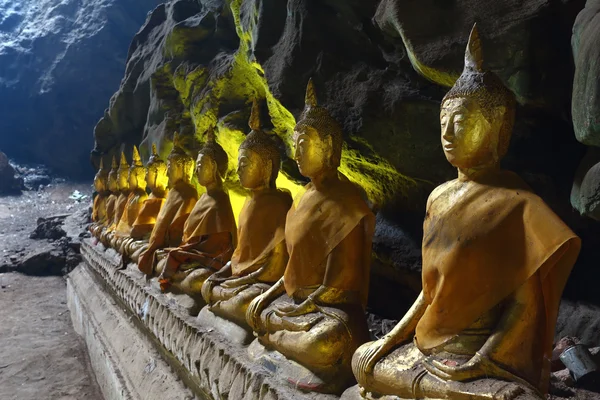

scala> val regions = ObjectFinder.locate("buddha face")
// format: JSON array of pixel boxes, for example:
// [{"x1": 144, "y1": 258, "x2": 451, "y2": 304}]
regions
[
  {"x1": 167, "y1": 158, "x2": 191, "y2": 187},
  {"x1": 128, "y1": 167, "x2": 146, "y2": 190},
  {"x1": 94, "y1": 175, "x2": 106, "y2": 193},
  {"x1": 237, "y1": 149, "x2": 268, "y2": 190},
  {"x1": 117, "y1": 169, "x2": 129, "y2": 191},
  {"x1": 108, "y1": 173, "x2": 118, "y2": 192},
  {"x1": 440, "y1": 97, "x2": 503, "y2": 169},
  {"x1": 293, "y1": 125, "x2": 333, "y2": 179},
  {"x1": 196, "y1": 153, "x2": 217, "y2": 187}
]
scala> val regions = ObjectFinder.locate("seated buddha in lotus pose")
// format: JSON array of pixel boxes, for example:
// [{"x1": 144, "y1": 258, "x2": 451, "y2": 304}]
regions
[
  {"x1": 137, "y1": 134, "x2": 199, "y2": 275},
  {"x1": 155, "y1": 128, "x2": 237, "y2": 306},
  {"x1": 121, "y1": 144, "x2": 169, "y2": 258},
  {"x1": 199, "y1": 100, "x2": 292, "y2": 338},
  {"x1": 245, "y1": 80, "x2": 375, "y2": 394},
  {"x1": 95, "y1": 156, "x2": 119, "y2": 244},
  {"x1": 100, "y1": 152, "x2": 130, "y2": 246},
  {"x1": 348, "y1": 25, "x2": 581, "y2": 400},
  {"x1": 112, "y1": 146, "x2": 148, "y2": 249},
  {"x1": 90, "y1": 158, "x2": 110, "y2": 231}
]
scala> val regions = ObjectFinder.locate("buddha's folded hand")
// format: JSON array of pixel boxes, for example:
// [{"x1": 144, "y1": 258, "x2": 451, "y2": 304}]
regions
[
  {"x1": 274, "y1": 298, "x2": 317, "y2": 317},
  {"x1": 422, "y1": 352, "x2": 488, "y2": 382}
]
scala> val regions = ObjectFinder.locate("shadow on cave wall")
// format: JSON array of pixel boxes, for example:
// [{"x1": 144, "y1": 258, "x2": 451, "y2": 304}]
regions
[{"x1": 92, "y1": 0, "x2": 600, "y2": 314}]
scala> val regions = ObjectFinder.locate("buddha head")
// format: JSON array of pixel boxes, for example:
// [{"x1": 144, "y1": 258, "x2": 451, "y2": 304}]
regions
[
  {"x1": 93, "y1": 158, "x2": 109, "y2": 193},
  {"x1": 293, "y1": 79, "x2": 343, "y2": 179},
  {"x1": 196, "y1": 127, "x2": 228, "y2": 187},
  {"x1": 167, "y1": 133, "x2": 195, "y2": 187},
  {"x1": 440, "y1": 24, "x2": 516, "y2": 170},
  {"x1": 128, "y1": 146, "x2": 147, "y2": 191},
  {"x1": 108, "y1": 156, "x2": 119, "y2": 193},
  {"x1": 117, "y1": 151, "x2": 130, "y2": 192},
  {"x1": 238, "y1": 100, "x2": 282, "y2": 190},
  {"x1": 146, "y1": 143, "x2": 168, "y2": 193}
]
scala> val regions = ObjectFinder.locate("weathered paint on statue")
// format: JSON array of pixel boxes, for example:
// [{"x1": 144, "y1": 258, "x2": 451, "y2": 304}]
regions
[
  {"x1": 347, "y1": 24, "x2": 581, "y2": 400},
  {"x1": 245, "y1": 80, "x2": 375, "y2": 394},
  {"x1": 137, "y1": 133, "x2": 199, "y2": 275},
  {"x1": 200, "y1": 100, "x2": 292, "y2": 338},
  {"x1": 122, "y1": 144, "x2": 169, "y2": 258},
  {"x1": 155, "y1": 127, "x2": 237, "y2": 307}
]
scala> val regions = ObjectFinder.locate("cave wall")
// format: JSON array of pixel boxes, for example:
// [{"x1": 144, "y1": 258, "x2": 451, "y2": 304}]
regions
[
  {"x1": 0, "y1": 0, "x2": 161, "y2": 178},
  {"x1": 93, "y1": 0, "x2": 600, "y2": 315}
]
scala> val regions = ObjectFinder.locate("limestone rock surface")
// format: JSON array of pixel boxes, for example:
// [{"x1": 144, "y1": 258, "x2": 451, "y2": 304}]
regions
[{"x1": 0, "y1": 0, "x2": 161, "y2": 178}]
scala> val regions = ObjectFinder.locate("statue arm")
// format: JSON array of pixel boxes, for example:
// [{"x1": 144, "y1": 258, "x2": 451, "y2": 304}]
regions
[
  {"x1": 423, "y1": 277, "x2": 541, "y2": 390},
  {"x1": 246, "y1": 277, "x2": 286, "y2": 333}
]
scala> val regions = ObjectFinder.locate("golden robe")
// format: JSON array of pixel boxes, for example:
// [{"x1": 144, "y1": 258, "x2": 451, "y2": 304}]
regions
[
  {"x1": 417, "y1": 170, "x2": 580, "y2": 393},
  {"x1": 104, "y1": 194, "x2": 117, "y2": 229},
  {"x1": 92, "y1": 193, "x2": 108, "y2": 224},
  {"x1": 137, "y1": 181, "x2": 198, "y2": 274},
  {"x1": 283, "y1": 176, "x2": 375, "y2": 308},
  {"x1": 231, "y1": 189, "x2": 292, "y2": 279},
  {"x1": 112, "y1": 192, "x2": 128, "y2": 230},
  {"x1": 161, "y1": 189, "x2": 237, "y2": 285},
  {"x1": 130, "y1": 193, "x2": 167, "y2": 240},
  {"x1": 115, "y1": 188, "x2": 148, "y2": 237}
]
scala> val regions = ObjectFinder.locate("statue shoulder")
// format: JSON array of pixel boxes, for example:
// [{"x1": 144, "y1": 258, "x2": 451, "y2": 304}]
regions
[{"x1": 426, "y1": 180, "x2": 456, "y2": 210}]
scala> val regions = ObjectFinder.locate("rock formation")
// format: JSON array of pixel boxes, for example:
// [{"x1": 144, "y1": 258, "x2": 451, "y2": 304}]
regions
[{"x1": 0, "y1": 0, "x2": 161, "y2": 178}]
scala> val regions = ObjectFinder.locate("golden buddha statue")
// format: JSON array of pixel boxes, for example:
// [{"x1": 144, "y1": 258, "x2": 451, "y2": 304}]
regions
[
  {"x1": 121, "y1": 144, "x2": 169, "y2": 257},
  {"x1": 245, "y1": 80, "x2": 375, "y2": 394},
  {"x1": 137, "y1": 133, "x2": 199, "y2": 275},
  {"x1": 347, "y1": 25, "x2": 581, "y2": 400},
  {"x1": 100, "y1": 152, "x2": 131, "y2": 245},
  {"x1": 155, "y1": 127, "x2": 237, "y2": 308},
  {"x1": 113, "y1": 146, "x2": 148, "y2": 249},
  {"x1": 199, "y1": 100, "x2": 293, "y2": 342},
  {"x1": 95, "y1": 156, "x2": 119, "y2": 244},
  {"x1": 91, "y1": 158, "x2": 110, "y2": 229}
]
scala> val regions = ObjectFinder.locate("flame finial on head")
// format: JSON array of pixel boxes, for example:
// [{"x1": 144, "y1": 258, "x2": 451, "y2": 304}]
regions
[
  {"x1": 305, "y1": 78, "x2": 318, "y2": 108},
  {"x1": 205, "y1": 126, "x2": 216, "y2": 143},
  {"x1": 249, "y1": 99, "x2": 261, "y2": 131},
  {"x1": 111, "y1": 155, "x2": 118, "y2": 170},
  {"x1": 132, "y1": 146, "x2": 143, "y2": 167},
  {"x1": 465, "y1": 23, "x2": 483, "y2": 72},
  {"x1": 119, "y1": 151, "x2": 129, "y2": 168},
  {"x1": 151, "y1": 143, "x2": 159, "y2": 157},
  {"x1": 199, "y1": 126, "x2": 228, "y2": 178},
  {"x1": 99, "y1": 158, "x2": 105, "y2": 172}
]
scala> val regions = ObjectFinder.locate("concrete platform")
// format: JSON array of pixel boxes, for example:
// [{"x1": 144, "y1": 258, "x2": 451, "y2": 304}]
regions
[{"x1": 69, "y1": 239, "x2": 338, "y2": 400}]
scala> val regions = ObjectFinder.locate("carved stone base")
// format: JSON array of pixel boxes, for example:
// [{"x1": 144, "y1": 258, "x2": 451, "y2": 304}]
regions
[
  {"x1": 248, "y1": 339, "x2": 353, "y2": 395},
  {"x1": 76, "y1": 239, "x2": 339, "y2": 400},
  {"x1": 197, "y1": 307, "x2": 254, "y2": 345}
]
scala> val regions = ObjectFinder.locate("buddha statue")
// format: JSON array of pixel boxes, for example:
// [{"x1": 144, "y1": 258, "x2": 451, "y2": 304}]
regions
[
  {"x1": 95, "y1": 156, "x2": 119, "y2": 244},
  {"x1": 137, "y1": 133, "x2": 199, "y2": 275},
  {"x1": 113, "y1": 146, "x2": 148, "y2": 249},
  {"x1": 199, "y1": 100, "x2": 293, "y2": 342},
  {"x1": 245, "y1": 80, "x2": 375, "y2": 394},
  {"x1": 121, "y1": 144, "x2": 169, "y2": 258},
  {"x1": 90, "y1": 158, "x2": 110, "y2": 230},
  {"x1": 100, "y1": 152, "x2": 131, "y2": 246},
  {"x1": 155, "y1": 127, "x2": 237, "y2": 308},
  {"x1": 347, "y1": 24, "x2": 581, "y2": 400}
]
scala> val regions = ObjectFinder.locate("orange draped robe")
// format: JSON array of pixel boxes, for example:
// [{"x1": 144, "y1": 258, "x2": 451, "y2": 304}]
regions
[
  {"x1": 129, "y1": 193, "x2": 167, "y2": 240},
  {"x1": 231, "y1": 189, "x2": 292, "y2": 279},
  {"x1": 92, "y1": 193, "x2": 109, "y2": 224},
  {"x1": 137, "y1": 181, "x2": 198, "y2": 274},
  {"x1": 110, "y1": 192, "x2": 128, "y2": 231},
  {"x1": 283, "y1": 176, "x2": 375, "y2": 308},
  {"x1": 160, "y1": 189, "x2": 237, "y2": 288},
  {"x1": 115, "y1": 188, "x2": 148, "y2": 237},
  {"x1": 416, "y1": 170, "x2": 580, "y2": 393},
  {"x1": 104, "y1": 194, "x2": 117, "y2": 226}
]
